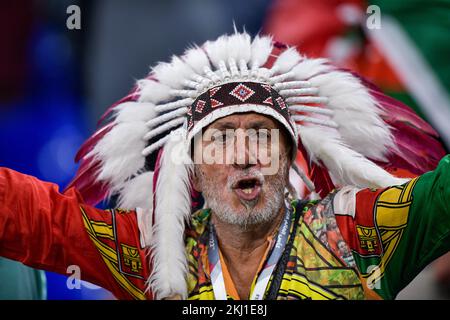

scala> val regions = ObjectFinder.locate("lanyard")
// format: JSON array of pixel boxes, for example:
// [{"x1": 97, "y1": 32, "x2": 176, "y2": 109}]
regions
[{"x1": 207, "y1": 208, "x2": 292, "y2": 300}]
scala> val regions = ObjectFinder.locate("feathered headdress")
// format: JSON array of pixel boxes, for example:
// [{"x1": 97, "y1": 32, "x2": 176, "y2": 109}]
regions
[{"x1": 67, "y1": 31, "x2": 446, "y2": 299}]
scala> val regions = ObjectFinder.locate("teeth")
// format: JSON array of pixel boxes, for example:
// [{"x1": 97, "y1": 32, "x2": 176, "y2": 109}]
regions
[{"x1": 242, "y1": 188, "x2": 253, "y2": 194}]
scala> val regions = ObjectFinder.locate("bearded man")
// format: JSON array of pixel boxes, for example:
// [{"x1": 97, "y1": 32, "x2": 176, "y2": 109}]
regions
[{"x1": 0, "y1": 32, "x2": 449, "y2": 300}]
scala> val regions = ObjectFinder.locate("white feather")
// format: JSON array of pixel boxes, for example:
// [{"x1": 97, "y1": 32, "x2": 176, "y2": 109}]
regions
[
  {"x1": 299, "y1": 125, "x2": 407, "y2": 188},
  {"x1": 143, "y1": 117, "x2": 185, "y2": 141},
  {"x1": 114, "y1": 102, "x2": 156, "y2": 123},
  {"x1": 117, "y1": 171, "x2": 154, "y2": 210},
  {"x1": 182, "y1": 46, "x2": 211, "y2": 75},
  {"x1": 142, "y1": 135, "x2": 171, "y2": 157},
  {"x1": 89, "y1": 122, "x2": 147, "y2": 191},
  {"x1": 250, "y1": 35, "x2": 273, "y2": 68},
  {"x1": 291, "y1": 58, "x2": 330, "y2": 80},
  {"x1": 148, "y1": 129, "x2": 193, "y2": 299},
  {"x1": 309, "y1": 70, "x2": 394, "y2": 161},
  {"x1": 204, "y1": 35, "x2": 229, "y2": 68},
  {"x1": 153, "y1": 56, "x2": 195, "y2": 89},
  {"x1": 146, "y1": 107, "x2": 187, "y2": 129},
  {"x1": 226, "y1": 31, "x2": 252, "y2": 62},
  {"x1": 272, "y1": 47, "x2": 302, "y2": 74},
  {"x1": 155, "y1": 98, "x2": 193, "y2": 113},
  {"x1": 137, "y1": 79, "x2": 172, "y2": 104},
  {"x1": 202, "y1": 31, "x2": 252, "y2": 70}
]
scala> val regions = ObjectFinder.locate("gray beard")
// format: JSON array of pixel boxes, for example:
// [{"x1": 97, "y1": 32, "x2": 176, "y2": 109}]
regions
[
  {"x1": 206, "y1": 189, "x2": 284, "y2": 230},
  {"x1": 197, "y1": 161, "x2": 289, "y2": 230}
]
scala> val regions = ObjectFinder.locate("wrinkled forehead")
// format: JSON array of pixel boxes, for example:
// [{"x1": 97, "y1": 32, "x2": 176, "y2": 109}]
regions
[
  {"x1": 206, "y1": 112, "x2": 283, "y2": 131},
  {"x1": 197, "y1": 112, "x2": 292, "y2": 149}
]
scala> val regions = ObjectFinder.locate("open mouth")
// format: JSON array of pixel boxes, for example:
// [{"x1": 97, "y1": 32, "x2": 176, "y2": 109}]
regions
[{"x1": 232, "y1": 177, "x2": 262, "y2": 201}]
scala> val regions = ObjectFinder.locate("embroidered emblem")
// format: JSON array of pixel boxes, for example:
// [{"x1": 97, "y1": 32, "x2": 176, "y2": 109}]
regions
[
  {"x1": 229, "y1": 83, "x2": 255, "y2": 102},
  {"x1": 356, "y1": 226, "x2": 379, "y2": 253},
  {"x1": 121, "y1": 244, "x2": 143, "y2": 274}
]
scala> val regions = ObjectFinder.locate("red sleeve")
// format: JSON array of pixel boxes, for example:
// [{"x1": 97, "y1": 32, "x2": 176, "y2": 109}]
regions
[{"x1": 0, "y1": 167, "x2": 150, "y2": 299}]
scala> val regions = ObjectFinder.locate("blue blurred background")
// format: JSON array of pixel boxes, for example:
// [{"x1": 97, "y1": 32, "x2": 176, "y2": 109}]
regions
[
  {"x1": 0, "y1": 0, "x2": 270, "y2": 300},
  {"x1": 0, "y1": 0, "x2": 449, "y2": 300}
]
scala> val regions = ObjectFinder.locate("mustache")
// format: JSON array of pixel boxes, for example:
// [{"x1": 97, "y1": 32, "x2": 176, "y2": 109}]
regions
[{"x1": 226, "y1": 168, "x2": 265, "y2": 190}]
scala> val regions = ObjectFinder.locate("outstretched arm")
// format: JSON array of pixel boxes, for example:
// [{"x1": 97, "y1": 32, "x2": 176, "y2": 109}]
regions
[
  {"x1": 335, "y1": 155, "x2": 450, "y2": 299},
  {"x1": 0, "y1": 167, "x2": 149, "y2": 299}
]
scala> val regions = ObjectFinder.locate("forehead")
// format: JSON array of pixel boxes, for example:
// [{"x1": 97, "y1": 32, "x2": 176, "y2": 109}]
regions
[{"x1": 207, "y1": 112, "x2": 281, "y2": 130}]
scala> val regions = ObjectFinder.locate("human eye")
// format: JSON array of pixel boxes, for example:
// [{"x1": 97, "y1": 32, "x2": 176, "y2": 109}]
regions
[
  {"x1": 212, "y1": 130, "x2": 233, "y2": 145},
  {"x1": 257, "y1": 129, "x2": 271, "y2": 141}
]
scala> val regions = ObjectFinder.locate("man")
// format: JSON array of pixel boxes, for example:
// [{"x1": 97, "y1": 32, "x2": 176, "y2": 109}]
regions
[{"x1": 0, "y1": 31, "x2": 448, "y2": 300}]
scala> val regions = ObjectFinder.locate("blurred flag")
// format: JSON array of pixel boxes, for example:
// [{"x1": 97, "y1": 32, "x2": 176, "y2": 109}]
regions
[{"x1": 264, "y1": 0, "x2": 450, "y2": 148}]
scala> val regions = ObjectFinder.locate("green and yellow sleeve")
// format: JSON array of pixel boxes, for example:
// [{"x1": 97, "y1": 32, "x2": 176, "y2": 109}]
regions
[{"x1": 337, "y1": 155, "x2": 450, "y2": 299}]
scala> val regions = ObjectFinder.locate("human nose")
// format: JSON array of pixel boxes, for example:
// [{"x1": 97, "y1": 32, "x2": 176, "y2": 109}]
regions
[{"x1": 232, "y1": 129, "x2": 257, "y2": 170}]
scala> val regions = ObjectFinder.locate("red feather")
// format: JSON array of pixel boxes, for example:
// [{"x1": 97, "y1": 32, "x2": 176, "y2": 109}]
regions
[
  {"x1": 65, "y1": 158, "x2": 110, "y2": 205},
  {"x1": 356, "y1": 73, "x2": 446, "y2": 175},
  {"x1": 370, "y1": 88, "x2": 446, "y2": 176},
  {"x1": 371, "y1": 90, "x2": 438, "y2": 137},
  {"x1": 310, "y1": 161, "x2": 336, "y2": 197},
  {"x1": 297, "y1": 139, "x2": 336, "y2": 197},
  {"x1": 74, "y1": 122, "x2": 114, "y2": 163},
  {"x1": 97, "y1": 90, "x2": 139, "y2": 127}
]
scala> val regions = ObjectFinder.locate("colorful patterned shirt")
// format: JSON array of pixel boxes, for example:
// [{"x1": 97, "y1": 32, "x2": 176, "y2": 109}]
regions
[
  {"x1": 0, "y1": 156, "x2": 449, "y2": 299},
  {"x1": 186, "y1": 196, "x2": 366, "y2": 300}
]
